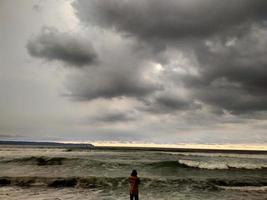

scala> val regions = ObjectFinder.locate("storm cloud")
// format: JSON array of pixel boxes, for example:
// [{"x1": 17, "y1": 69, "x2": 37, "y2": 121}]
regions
[
  {"x1": 70, "y1": 0, "x2": 267, "y2": 117},
  {"x1": 90, "y1": 110, "x2": 137, "y2": 124},
  {"x1": 184, "y1": 25, "x2": 267, "y2": 114},
  {"x1": 27, "y1": 0, "x2": 267, "y2": 117},
  {"x1": 73, "y1": 0, "x2": 267, "y2": 42},
  {"x1": 140, "y1": 92, "x2": 201, "y2": 114},
  {"x1": 65, "y1": 68, "x2": 162, "y2": 100},
  {"x1": 27, "y1": 26, "x2": 97, "y2": 67},
  {"x1": 2, "y1": 0, "x2": 267, "y2": 144}
]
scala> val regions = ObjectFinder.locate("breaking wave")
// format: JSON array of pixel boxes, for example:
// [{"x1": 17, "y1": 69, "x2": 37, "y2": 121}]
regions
[
  {"x1": 1, "y1": 156, "x2": 266, "y2": 170},
  {"x1": 178, "y1": 159, "x2": 267, "y2": 170},
  {"x1": 216, "y1": 185, "x2": 267, "y2": 191}
]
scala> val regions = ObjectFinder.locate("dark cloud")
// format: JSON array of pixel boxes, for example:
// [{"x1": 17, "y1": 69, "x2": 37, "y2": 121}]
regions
[
  {"x1": 73, "y1": 0, "x2": 267, "y2": 42},
  {"x1": 28, "y1": 1, "x2": 267, "y2": 119},
  {"x1": 27, "y1": 26, "x2": 97, "y2": 67},
  {"x1": 142, "y1": 93, "x2": 201, "y2": 114},
  {"x1": 65, "y1": 67, "x2": 162, "y2": 100},
  {"x1": 194, "y1": 84, "x2": 267, "y2": 115},
  {"x1": 156, "y1": 95, "x2": 191, "y2": 110},
  {"x1": 32, "y1": 4, "x2": 42, "y2": 12},
  {"x1": 90, "y1": 111, "x2": 137, "y2": 124},
  {"x1": 183, "y1": 25, "x2": 267, "y2": 114},
  {"x1": 71, "y1": 0, "x2": 267, "y2": 116}
]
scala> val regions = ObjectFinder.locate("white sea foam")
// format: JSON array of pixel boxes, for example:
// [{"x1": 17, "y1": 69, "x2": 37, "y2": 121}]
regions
[
  {"x1": 178, "y1": 159, "x2": 267, "y2": 170},
  {"x1": 228, "y1": 163, "x2": 267, "y2": 169},
  {"x1": 167, "y1": 152, "x2": 267, "y2": 159},
  {"x1": 217, "y1": 185, "x2": 267, "y2": 191},
  {"x1": 178, "y1": 159, "x2": 228, "y2": 169}
]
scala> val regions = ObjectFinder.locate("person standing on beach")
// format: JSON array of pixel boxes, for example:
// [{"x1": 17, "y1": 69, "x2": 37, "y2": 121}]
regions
[{"x1": 128, "y1": 170, "x2": 140, "y2": 200}]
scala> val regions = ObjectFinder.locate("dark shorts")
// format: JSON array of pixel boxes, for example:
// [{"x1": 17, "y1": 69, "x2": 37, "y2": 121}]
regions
[{"x1": 130, "y1": 194, "x2": 139, "y2": 200}]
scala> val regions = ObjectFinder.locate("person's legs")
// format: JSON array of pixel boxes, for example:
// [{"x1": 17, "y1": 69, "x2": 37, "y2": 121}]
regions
[
  {"x1": 130, "y1": 194, "x2": 134, "y2": 200},
  {"x1": 134, "y1": 194, "x2": 139, "y2": 200}
]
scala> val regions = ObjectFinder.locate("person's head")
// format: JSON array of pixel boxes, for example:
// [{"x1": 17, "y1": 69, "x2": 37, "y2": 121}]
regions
[{"x1": 131, "y1": 169, "x2": 137, "y2": 176}]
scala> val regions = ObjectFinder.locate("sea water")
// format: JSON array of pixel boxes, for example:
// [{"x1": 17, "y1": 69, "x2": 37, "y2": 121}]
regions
[{"x1": 0, "y1": 147, "x2": 266, "y2": 200}]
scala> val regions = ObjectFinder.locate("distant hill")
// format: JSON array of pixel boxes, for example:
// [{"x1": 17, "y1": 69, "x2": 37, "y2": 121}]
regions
[{"x1": 0, "y1": 140, "x2": 94, "y2": 148}]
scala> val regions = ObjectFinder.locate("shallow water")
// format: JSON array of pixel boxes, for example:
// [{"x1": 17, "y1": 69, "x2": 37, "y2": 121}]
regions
[{"x1": 0, "y1": 147, "x2": 266, "y2": 199}]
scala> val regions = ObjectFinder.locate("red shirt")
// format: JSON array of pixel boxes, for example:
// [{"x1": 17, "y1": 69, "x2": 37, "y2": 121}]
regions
[{"x1": 128, "y1": 176, "x2": 140, "y2": 195}]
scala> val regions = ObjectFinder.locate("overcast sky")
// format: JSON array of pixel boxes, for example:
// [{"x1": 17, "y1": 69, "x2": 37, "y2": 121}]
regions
[{"x1": 1, "y1": 0, "x2": 267, "y2": 144}]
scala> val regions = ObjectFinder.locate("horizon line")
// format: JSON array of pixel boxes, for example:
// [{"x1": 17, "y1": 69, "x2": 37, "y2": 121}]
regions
[{"x1": 1, "y1": 139, "x2": 266, "y2": 151}]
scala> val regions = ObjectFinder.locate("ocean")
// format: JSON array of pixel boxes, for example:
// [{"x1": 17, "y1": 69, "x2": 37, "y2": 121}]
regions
[{"x1": 0, "y1": 147, "x2": 266, "y2": 200}]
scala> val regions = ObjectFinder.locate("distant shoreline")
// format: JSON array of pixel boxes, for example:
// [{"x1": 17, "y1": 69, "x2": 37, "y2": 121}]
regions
[
  {"x1": 94, "y1": 146, "x2": 267, "y2": 154},
  {"x1": 0, "y1": 140, "x2": 93, "y2": 149}
]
